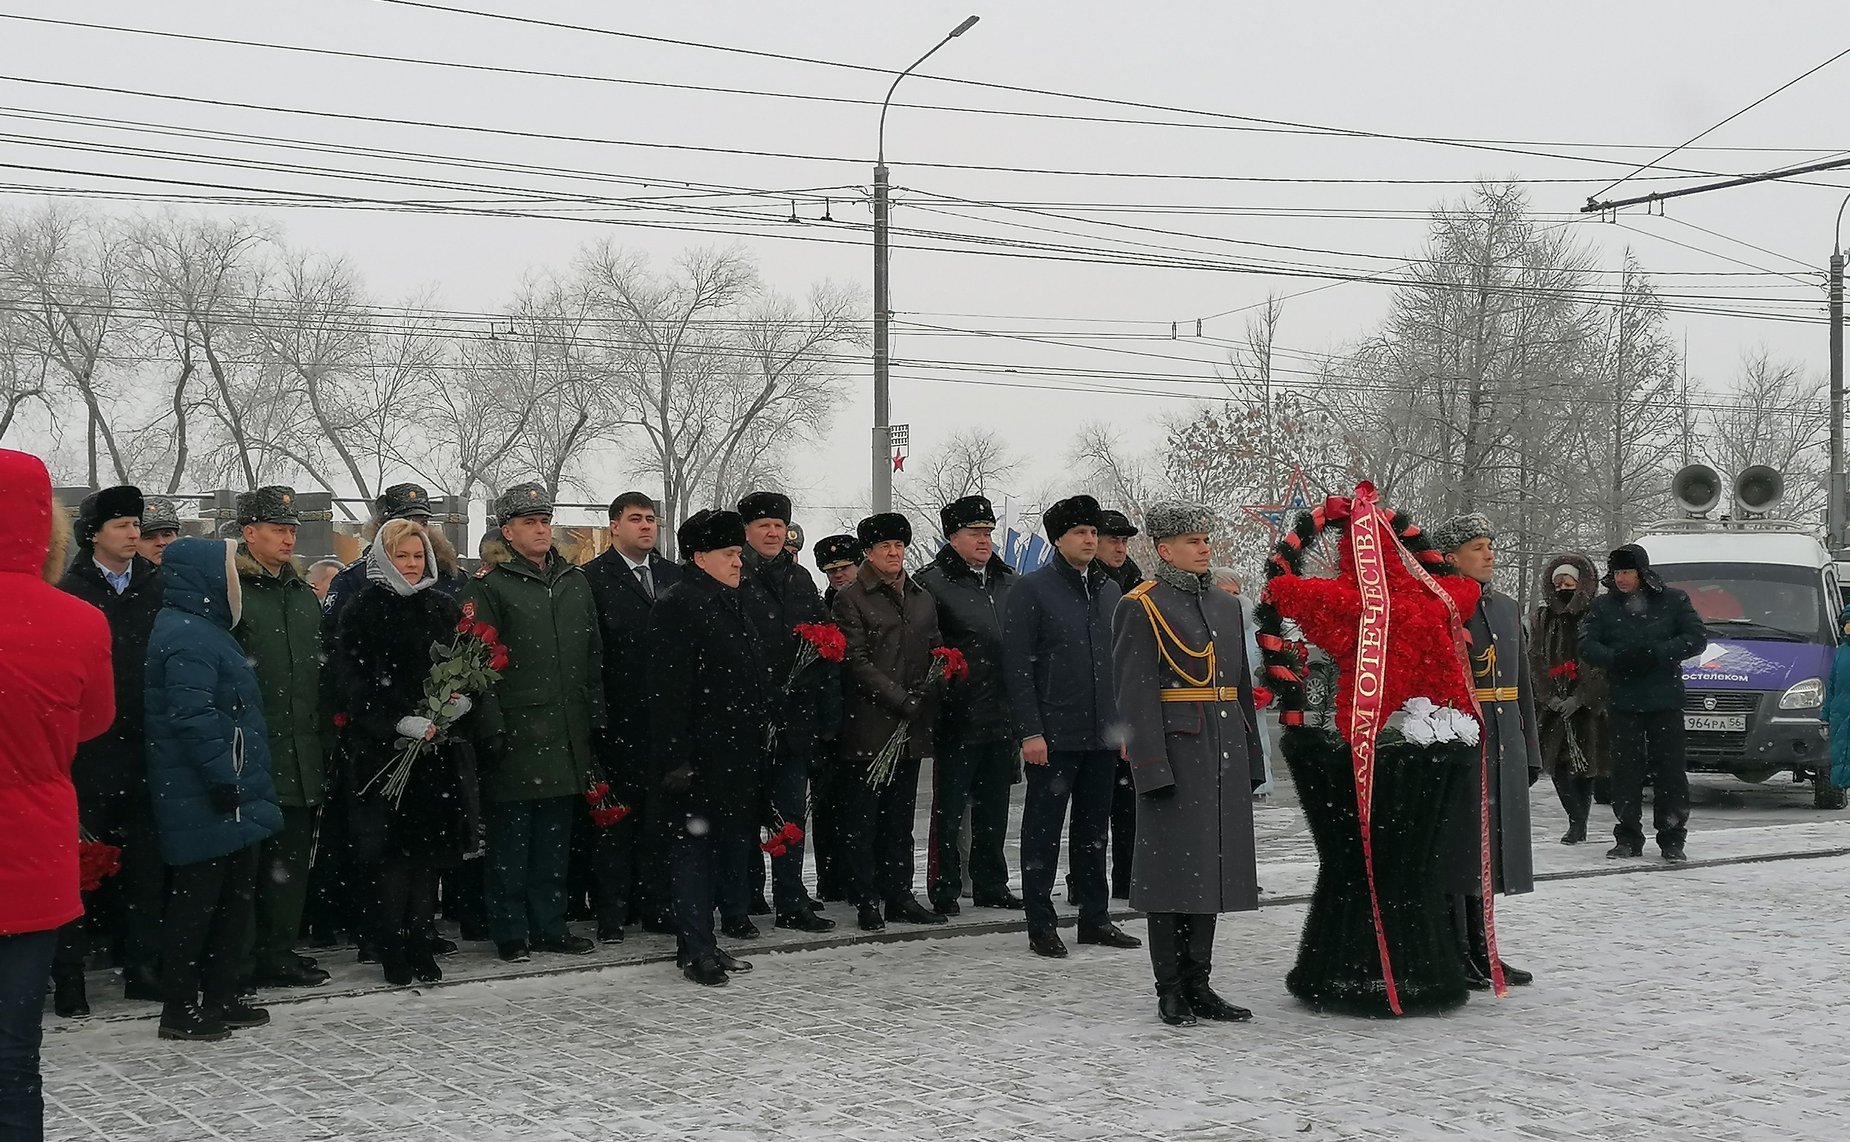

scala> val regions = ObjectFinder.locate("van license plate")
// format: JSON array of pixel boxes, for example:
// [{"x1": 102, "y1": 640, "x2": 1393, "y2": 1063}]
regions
[{"x1": 1684, "y1": 714, "x2": 1746, "y2": 732}]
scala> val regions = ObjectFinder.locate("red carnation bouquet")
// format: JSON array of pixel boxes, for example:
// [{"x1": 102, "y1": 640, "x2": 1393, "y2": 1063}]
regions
[
  {"x1": 761, "y1": 817, "x2": 805, "y2": 857},
  {"x1": 788, "y1": 622, "x2": 846, "y2": 687},
  {"x1": 77, "y1": 828, "x2": 122, "y2": 893},
  {"x1": 583, "y1": 777, "x2": 633, "y2": 828},
  {"x1": 1545, "y1": 660, "x2": 1591, "y2": 774},
  {"x1": 361, "y1": 600, "x2": 508, "y2": 806},
  {"x1": 866, "y1": 646, "x2": 969, "y2": 787}
]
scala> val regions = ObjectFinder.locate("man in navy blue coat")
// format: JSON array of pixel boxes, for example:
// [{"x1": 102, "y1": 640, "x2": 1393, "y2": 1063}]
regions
[{"x1": 1002, "y1": 495, "x2": 1142, "y2": 958}]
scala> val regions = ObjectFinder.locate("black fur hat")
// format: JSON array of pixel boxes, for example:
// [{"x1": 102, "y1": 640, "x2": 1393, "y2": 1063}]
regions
[
  {"x1": 1042, "y1": 494, "x2": 1103, "y2": 542},
  {"x1": 857, "y1": 512, "x2": 913, "y2": 547},
  {"x1": 737, "y1": 491, "x2": 792, "y2": 525},
  {"x1": 678, "y1": 509, "x2": 747, "y2": 555},
  {"x1": 76, "y1": 485, "x2": 145, "y2": 547}
]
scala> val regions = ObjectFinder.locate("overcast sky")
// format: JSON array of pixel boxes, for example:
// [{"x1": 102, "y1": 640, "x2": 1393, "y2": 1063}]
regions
[{"x1": 6, "y1": 1, "x2": 1850, "y2": 534}]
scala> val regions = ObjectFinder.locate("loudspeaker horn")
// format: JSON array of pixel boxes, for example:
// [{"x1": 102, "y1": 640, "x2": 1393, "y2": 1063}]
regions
[
  {"x1": 1670, "y1": 463, "x2": 1722, "y2": 516},
  {"x1": 1733, "y1": 464, "x2": 1784, "y2": 515}
]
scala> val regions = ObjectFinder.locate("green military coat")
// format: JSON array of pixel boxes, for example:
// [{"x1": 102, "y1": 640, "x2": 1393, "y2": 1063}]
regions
[{"x1": 234, "y1": 549, "x2": 327, "y2": 809}]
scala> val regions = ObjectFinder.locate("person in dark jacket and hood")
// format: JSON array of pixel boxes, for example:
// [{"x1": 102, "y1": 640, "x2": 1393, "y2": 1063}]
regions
[
  {"x1": 1004, "y1": 494, "x2": 1140, "y2": 958},
  {"x1": 1096, "y1": 509, "x2": 1144, "y2": 594},
  {"x1": 144, "y1": 537, "x2": 284, "y2": 1042},
  {"x1": 52, "y1": 485, "x2": 167, "y2": 1016},
  {"x1": 736, "y1": 491, "x2": 836, "y2": 935},
  {"x1": 915, "y1": 494, "x2": 1023, "y2": 916},
  {"x1": 1530, "y1": 553, "x2": 1610, "y2": 845},
  {"x1": 0, "y1": 451, "x2": 113, "y2": 1135},
  {"x1": 833, "y1": 512, "x2": 949, "y2": 933},
  {"x1": 332, "y1": 519, "x2": 482, "y2": 986},
  {"x1": 1579, "y1": 543, "x2": 1705, "y2": 861},
  {"x1": 648, "y1": 509, "x2": 769, "y2": 986}
]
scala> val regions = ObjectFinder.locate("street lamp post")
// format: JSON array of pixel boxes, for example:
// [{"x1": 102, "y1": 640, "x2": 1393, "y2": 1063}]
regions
[
  {"x1": 1831, "y1": 192, "x2": 1849, "y2": 551},
  {"x1": 872, "y1": 15, "x2": 979, "y2": 513}
]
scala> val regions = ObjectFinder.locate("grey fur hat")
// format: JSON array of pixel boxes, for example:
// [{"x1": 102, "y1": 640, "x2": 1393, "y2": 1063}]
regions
[
  {"x1": 1431, "y1": 512, "x2": 1495, "y2": 554},
  {"x1": 1144, "y1": 501, "x2": 1215, "y2": 541}
]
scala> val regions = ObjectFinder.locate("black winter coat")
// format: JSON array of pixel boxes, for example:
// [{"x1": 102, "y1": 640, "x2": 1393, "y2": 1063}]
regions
[
  {"x1": 1100, "y1": 554, "x2": 1144, "y2": 595},
  {"x1": 1002, "y1": 557, "x2": 1122, "y2": 752},
  {"x1": 647, "y1": 565, "x2": 771, "y2": 828},
  {"x1": 915, "y1": 546, "x2": 1016, "y2": 746},
  {"x1": 739, "y1": 548, "x2": 840, "y2": 736},
  {"x1": 58, "y1": 554, "x2": 163, "y2": 798},
  {"x1": 584, "y1": 547, "x2": 682, "y2": 779},
  {"x1": 331, "y1": 583, "x2": 481, "y2": 865},
  {"x1": 833, "y1": 563, "x2": 944, "y2": 760},
  {"x1": 1579, "y1": 559, "x2": 1706, "y2": 715}
]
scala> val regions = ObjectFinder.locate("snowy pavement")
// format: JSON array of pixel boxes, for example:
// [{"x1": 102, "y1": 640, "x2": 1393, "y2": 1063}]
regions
[{"x1": 42, "y1": 834, "x2": 1850, "y2": 1141}]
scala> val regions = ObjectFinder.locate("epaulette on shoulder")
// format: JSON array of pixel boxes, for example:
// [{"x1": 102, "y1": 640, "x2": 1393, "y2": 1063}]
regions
[
  {"x1": 473, "y1": 563, "x2": 495, "y2": 580},
  {"x1": 1125, "y1": 579, "x2": 1156, "y2": 601}
]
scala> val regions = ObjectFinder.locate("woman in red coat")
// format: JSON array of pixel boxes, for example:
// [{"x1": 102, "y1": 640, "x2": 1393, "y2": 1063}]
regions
[{"x1": 0, "y1": 450, "x2": 115, "y2": 1140}]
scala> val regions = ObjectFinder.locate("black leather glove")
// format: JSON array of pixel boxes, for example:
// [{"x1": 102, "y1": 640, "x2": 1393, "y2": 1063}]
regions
[
  {"x1": 209, "y1": 783, "x2": 240, "y2": 815},
  {"x1": 663, "y1": 765, "x2": 694, "y2": 793}
]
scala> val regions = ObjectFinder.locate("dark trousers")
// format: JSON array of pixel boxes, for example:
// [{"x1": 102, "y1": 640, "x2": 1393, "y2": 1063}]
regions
[
  {"x1": 0, "y1": 929, "x2": 56, "y2": 1142},
  {"x1": 1109, "y1": 758, "x2": 1136, "y2": 898},
  {"x1": 670, "y1": 813, "x2": 750, "y2": 961},
  {"x1": 1021, "y1": 748, "x2": 1115, "y2": 932},
  {"x1": 929, "y1": 739, "x2": 1013, "y2": 908},
  {"x1": 1552, "y1": 768, "x2": 1594, "y2": 827},
  {"x1": 251, "y1": 805, "x2": 316, "y2": 976},
  {"x1": 162, "y1": 846, "x2": 260, "y2": 1008},
  {"x1": 376, "y1": 857, "x2": 439, "y2": 942},
  {"x1": 1147, "y1": 912, "x2": 1217, "y2": 991},
  {"x1": 839, "y1": 752, "x2": 924, "y2": 907},
  {"x1": 633, "y1": 788, "x2": 674, "y2": 925},
  {"x1": 55, "y1": 793, "x2": 165, "y2": 981},
  {"x1": 567, "y1": 805, "x2": 637, "y2": 929},
  {"x1": 757, "y1": 733, "x2": 815, "y2": 915},
  {"x1": 442, "y1": 861, "x2": 486, "y2": 939},
  {"x1": 810, "y1": 743, "x2": 847, "y2": 899},
  {"x1": 483, "y1": 796, "x2": 574, "y2": 946},
  {"x1": 1611, "y1": 710, "x2": 1691, "y2": 849}
]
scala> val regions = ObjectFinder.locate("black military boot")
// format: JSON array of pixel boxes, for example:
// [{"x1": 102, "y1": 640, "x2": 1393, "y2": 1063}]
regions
[
  {"x1": 1560, "y1": 819, "x2": 1587, "y2": 845},
  {"x1": 1178, "y1": 915, "x2": 1252, "y2": 1022},
  {"x1": 1147, "y1": 914, "x2": 1195, "y2": 1026},
  {"x1": 683, "y1": 955, "x2": 729, "y2": 987},
  {"x1": 158, "y1": 1002, "x2": 230, "y2": 1042},
  {"x1": 1449, "y1": 895, "x2": 1491, "y2": 991}
]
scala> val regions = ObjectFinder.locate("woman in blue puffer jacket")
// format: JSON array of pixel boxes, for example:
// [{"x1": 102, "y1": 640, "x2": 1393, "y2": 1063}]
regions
[
  {"x1": 1824, "y1": 604, "x2": 1850, "y2": 790},
  {"x1": 144, "y1": 537, "x2": 283, "y2": 1043}
]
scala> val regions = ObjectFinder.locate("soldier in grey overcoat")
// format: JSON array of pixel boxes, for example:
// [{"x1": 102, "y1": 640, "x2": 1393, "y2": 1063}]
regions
[
  {"x1": 1432, "y1": 513, "x2": 1541, "y2": 991},
  {"x1": 1111, "y1": 503, "x2": 1261, "y2": 1027}
]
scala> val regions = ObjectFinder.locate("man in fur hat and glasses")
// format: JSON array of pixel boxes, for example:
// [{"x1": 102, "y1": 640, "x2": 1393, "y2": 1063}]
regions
[
  {"x1": 53, "y1": 486, "x2": 167, "y2": 1014},
  {"x1": 648, "y1": 509, "x2": 769, "y2": 986},
  {"x1": 735, "y1": 490, "x2": 836, "y2": 935},
  {"x1": 1530, "y1": 554, "x2": 1610, "y2": 845},
  {"x1": 1578, "y1": 543, "x2": 1705, "y2": 862},
  {"x1": 1004, "y1": 494, "x2": 1140, "y2": 958},
  {"x1": 1431, "y1": 512, "x2": 1541, "y2": 990},
  {"x1": 832, "y1": 511, "x2": 948, "y2": 932},
  {"x1": 1112, "y1": 503, "x2": 1261, "y2": 1026},
  {"x1": 916, "y1": 494, "x2": 1023, "y2": 916}
]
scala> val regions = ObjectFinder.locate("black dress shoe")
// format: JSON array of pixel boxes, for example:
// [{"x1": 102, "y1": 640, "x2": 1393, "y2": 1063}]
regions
[
  {"x1": 1183, "y1": 982, "x2": 1253, "y2": 1022},
  {"x1": 749, "y1": 894, "x2": 773, "y2": 917},
  {"x1": 205, "y1": 999, "x2": 271, "y2": 1029},
  {"x1": 930, "y1": 899, "x2": 962, "y2": 917},
  {"x1": 1491, "y1": 960, "x2": 1533, "y2": 987},
  {"x1": 1661, "y1": 844, "x2": 1688, "y2": 862},
  {"x1": 775, "y1": 908, "x2": 836, "y2": 934},
  {"x1": 805, "y1": 898, "x2": 827, "y2": 913},
  {"x1": 496, "y1": 941, "x2": 532, "y2": 964},
  {"x1": 293, "y1": 953, "x2": 320, "y2": 970},
  {"x1": 252, "y1": 963, "x2": 331, "y2": 989},
  {"x1": 1076, "y1": 923, "x2": 1142, "y2": 949},
  {"x1": 422, "y1": 933, "x2": 460, "y2": 957},
  {"x1": 973, "y1": 891, "x2": 1025, "y2": 910},
  {"x1": 1157, "y1": 988, "x2": 1196, "y2": 1027},
  {"x1": 1607, "y1": 841, "x2": 1643, "y2": 858},
  {"x1": 885, "y1": 898, "x2": 949, "y2": 925},
  {"x1": 597, "y1": 925, "x2": 625, "y2": 945},
  {"x1": 683, "y1": 955, "x2": 729, "y2": 986},
  {"x1": 713, "y1": 947, "x2": 753, "y2": 973},
  {"x1": 53, "y1": 975, "x2": 89, "y2": 1019},
  {"x1": 1028, "y1": 928, "x2": 1069, "y2": 958},
  {"x1": 1560, "y1": 820, "x2": 1587, "y2": 845},
  {"x1": 721, "y1": 918, "x2": 762, "y2": 940},
  {"x1": 533, "y1": 934, "x2": 595, "y2": 955},
  {"x1": 857, "y1": 903, "x2": 886, "y2": 932},
  {"x1": 158, "y1": 1003, "x2": 230, "y2": 1042}
]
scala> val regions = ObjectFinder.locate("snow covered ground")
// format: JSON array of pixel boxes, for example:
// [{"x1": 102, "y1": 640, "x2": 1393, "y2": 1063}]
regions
[{"x1": 42, "y1": 820, "x2": 1850, "y2": 1141}]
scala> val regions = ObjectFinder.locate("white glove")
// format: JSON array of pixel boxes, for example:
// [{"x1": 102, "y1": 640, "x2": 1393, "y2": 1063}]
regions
[
  {"x1": 446, "y1": 694, "x2": 473, "y2": 718},
  {"x1": 396, "y1": 715, "x2": 435, "y2": 740}
]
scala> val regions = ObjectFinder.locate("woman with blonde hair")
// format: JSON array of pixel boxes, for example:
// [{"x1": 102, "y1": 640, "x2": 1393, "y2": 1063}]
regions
[{"x1": 332, "y1": 518, "x2": 481, "y2": 986}]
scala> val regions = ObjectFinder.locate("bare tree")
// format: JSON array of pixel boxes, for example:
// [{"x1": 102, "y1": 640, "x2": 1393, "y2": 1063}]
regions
[
  {"x1": 893, "y1": 427, "x2": 1022, "y2": 565},
  {"x1": 1702, "y1": 348, "x2": 1828, "y2": 523}
]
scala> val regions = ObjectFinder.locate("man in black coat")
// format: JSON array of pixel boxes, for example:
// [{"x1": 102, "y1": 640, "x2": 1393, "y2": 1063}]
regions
[
  {"x1": 1579, "y1": 543, "x2": 1706, "y2": 861},
  {"x1": 1094, "y1": 508, "x2": 1144, "y2": 898},
  {"x1": 915, "y1": 495, "x2": 1023, "y2": 915},
  {"x1": 1003, "y1": 494, "x2": 1140, "y2": 958},
  {"x1": 810, "y1": 533, "x2": 863, "y2": 900},
  {"x1": 648, "y1": 510, "x2": 769, "y2": 986},
  {"x1": 736, "y1": 491, "x2": 836, "y2": 935},
  {"x1": 1097, "y1": 509, "x2": 1144, "y2": 594},
  {"x1": 582, "y1": 492, "x2": 683, "y2": 940},
  {"x1": 54, "y1": 485, "x2": 166, "y2": 1012}
]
